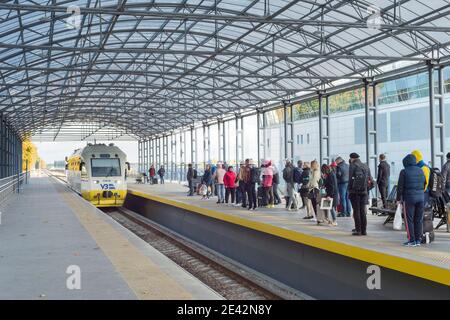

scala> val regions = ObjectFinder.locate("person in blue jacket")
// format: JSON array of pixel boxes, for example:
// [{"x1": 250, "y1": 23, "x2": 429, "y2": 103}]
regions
[{"x1": 396, "y1": 154, "x2": 426, "y2": 247}]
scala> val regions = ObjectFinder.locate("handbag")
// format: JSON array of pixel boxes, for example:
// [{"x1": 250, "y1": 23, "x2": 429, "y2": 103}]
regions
[
  {"x1": 307, "y1": 188, "x2": 319, "y2": 200},
  {"x1": 393, "y1": 203, "x2": 403, "y2": 230}
]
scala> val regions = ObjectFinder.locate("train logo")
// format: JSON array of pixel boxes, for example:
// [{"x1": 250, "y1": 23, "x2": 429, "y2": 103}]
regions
[{"x1": 100, "y1": 183, "x2": 116, "y2": 190}]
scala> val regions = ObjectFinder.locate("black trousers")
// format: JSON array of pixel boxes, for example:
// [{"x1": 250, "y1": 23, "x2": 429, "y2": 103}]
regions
[
  {"x1": 263, "y1": 186, "x2": 274, "y2": 205},
  {"x1": 239, "y1": 181, "x2": 247, "y2": 207},
  {"x1": 245, "y1": 183, "x2": 257, "y2": 209},
  {"x1": 225, "y1": 188, "x2": 236, "y2": 203},
  {"x1": 188, "y1": 179, "x2": 194, "y2": 195},
  {"x1": 378, "y1": 183, "x2": 388, "y2": 208},
  {"x1": 349, "y1": 193, "x2": 368, "y2": 234},
  {"x1": 273, "y1": 183, "x2": 281, "y2": 204}
]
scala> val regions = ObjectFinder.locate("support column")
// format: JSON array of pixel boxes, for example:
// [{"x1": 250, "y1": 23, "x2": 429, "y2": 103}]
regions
[
  {"x1": 236, "y1": 115, "x2": 244, "y2": 170},
  {"x1": 428, "y1": 61, "x2": 446, "y2": 168},
  {"x1": 163, "y1": 135, "x2": 169, "y2": 172},
  {"x1": 318, "y1": 92, "x2": 330, "y2": 165},
  {"x1": 138, "y1": 140, "x2": 143, "y2": 173},
  {"x1": 170, "y1": 133, "x2": 176, "y2": 181},
  {"x1": 203, "y1": 123, "x2": 210, "y2": 168},
  {"x1": 143, "y1": 139, "x2": 148, "y2": 174},
  {"x1": 257, "y1": 110, "x2": 266, "y2": 165},
  {"x1": 364, "y1": 79, "x2": 379, "y2": 171},
  {"x1": 191, "y1": 126, "x2": 197, "y2": 169},
  {"x1": 284, "y1": 103, "x2": 294, "y2": 161}
]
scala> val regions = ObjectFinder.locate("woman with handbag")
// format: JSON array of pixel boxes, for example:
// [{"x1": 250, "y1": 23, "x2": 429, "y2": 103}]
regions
[
  {"x1": 308, "y1": 160, "x2": 322, "y2": 222},
  {"x1": 321, "y1": 164, "x2": 339, "y2": 226}
]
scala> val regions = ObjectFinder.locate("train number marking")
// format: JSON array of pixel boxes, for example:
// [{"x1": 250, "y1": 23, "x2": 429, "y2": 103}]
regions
[{"x1": 100, "y1": 183, "x2": 115, "y2": 190}]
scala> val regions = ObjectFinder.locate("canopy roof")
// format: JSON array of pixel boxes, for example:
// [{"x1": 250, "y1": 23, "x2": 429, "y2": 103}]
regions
[{"x1": 0, "y1": 0, "x2": 449, "y2": 141}]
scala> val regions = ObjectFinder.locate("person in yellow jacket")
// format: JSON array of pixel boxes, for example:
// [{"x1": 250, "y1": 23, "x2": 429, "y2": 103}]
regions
[{"x1": 411, "y1": 150, "x2": 431, "y2": 203}]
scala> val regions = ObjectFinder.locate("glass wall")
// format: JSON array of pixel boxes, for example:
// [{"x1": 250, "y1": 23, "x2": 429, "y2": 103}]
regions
[
  {"x1": 264, "y1": 108, "x2": 285, "y2": 171},
  {"x1": 243, "y1": 115, "x2": 258, "y2": 162},
  {"x1": 224, "y1": 119, "x2": 237, "y2": 167}
]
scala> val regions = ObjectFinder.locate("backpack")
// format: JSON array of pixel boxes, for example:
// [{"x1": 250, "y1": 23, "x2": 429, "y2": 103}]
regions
[
  {"x1": 351, "y1": 165, "x2": 368, "y2": 193},
  {"x1": 301, "y1": 171, "x2": 310, "y2": 186},
  {"x1": 293, "y1": 167, "x2": 302, "y2": 184},
  {"x1": 251, "y1": 167, "x2": 261, "y2": 184},
  {"x1": 429, "y1": 167, "x2": 444, "y2": 198},
  {"x1": 193, "y1": 169, "x2": 198, "y2": 179}
]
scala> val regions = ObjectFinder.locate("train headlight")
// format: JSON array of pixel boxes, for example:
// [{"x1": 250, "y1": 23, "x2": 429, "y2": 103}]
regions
[
  {"x1": 93, "y1": 180, "x2": 100, "y2": 184},
  {"x1": 115, "y1": 180, "x2": 121, "y2": 184}
]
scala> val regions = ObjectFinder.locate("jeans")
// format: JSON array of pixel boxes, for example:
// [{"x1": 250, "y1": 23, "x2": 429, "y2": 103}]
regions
[
  {"x1": 404, "y1": 200, "x2": 424, "y2": 243},
  {"x1": 273, "y1": 183, "x2": 281, "y2": 204},
  {"x1": 349, "y1": 194, "x2": 368, "y2": 234},
  {"x1": 245, "y1": 183, "x2": 257, "y2": 209},
  {"x1": 159, "y1": 176, "x2": 164, "y2": 184},
  {"x1": 338, "y1": 183, "x2": 351, "y2": 215},
  {"x1": 217, "y1": 184, "x2": 225, "y2": 202},
  {"x1": 225, "y1": 188, "x2": 236, "y2": 203},
  {"x1": 286, "y1": 183, "x2": 298, "y2": 209}
]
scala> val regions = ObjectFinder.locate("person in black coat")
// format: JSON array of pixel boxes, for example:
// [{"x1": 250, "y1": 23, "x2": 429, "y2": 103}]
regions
[
  {"x1": 377, "y1": 154, "x2": 391, "y2": 208},
  {"x1": 321, "y1": 164, "x2": 339, "y2": 226},
  {"x1": 348, "y1": 153, "x2": 374, "y2": 236},
  {"x1": 335, "y1": 157, "x2": 351, "y2": 217},
  {"x1": 187, "y1": 164, "x2": 194, "y2": 196},
  {"x1": 157, "y1": 166, "x2": 165, "y2": 184},
  {"x1": 396, "y1": 154, "x2": 426, "y2": 247}
]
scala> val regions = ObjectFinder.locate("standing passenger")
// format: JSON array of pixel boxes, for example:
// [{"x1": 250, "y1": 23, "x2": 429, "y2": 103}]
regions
[
  {"x1": 186, "y1": 164, "x2": 194, "y2": 196},
  {"x1": 441, "y1": 152, "x2": 450, "y2": 195},
  {"x1": 321, "y1": 164, "x2": 339, "y2": 226},
  {"x1": 300, "y1": 162, "x2": 313, "y2": 219},
  {"x1": 335, "y1": 157, "x2": 351, "y2": 217},
  {"x1": 272, "y1": 165, "x2": 281, "y2": 205},
  {"x1": 348, "y1": 153, "x2": 373, "y2": 236},
  {"x1": 396, "y1": 154, "x2": 426, "y2": 246},
  {"x1": 411, "y1": 150, "x2": 431, "y2": 205},
  {"x1": 157, "y1": 166, "x2": 165, "y2": 185},
  {"x1": 202, "y1": 164, "x2": 212, "y2": 198},
  {"x1": 149, "y1": 164, "x2": 156, "y2": 184},
  {"x1": 224, "y1": 166, "x2": 237, "y2": 205},
  {"x1": 214, "y1": 163, "x2": 226, "y2": 204},
  {"x1": 283, "y1": 160, "x2": 298, "y2": 211},
  {"x1": 307, "y1": 160, "x2": 321, "y2": 220},
  {"x1": 262, "y1": 160, "x2": 274, "y2": 208},
  {"x1": 377, "y1": 154, "x2": 390, "y2": 208}
]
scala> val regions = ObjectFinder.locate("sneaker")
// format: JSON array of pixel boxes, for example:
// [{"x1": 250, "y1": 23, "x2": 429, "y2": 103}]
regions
[
  {"x1": 415, "y1": 241, "x2": 421, "y2": 246},
  {"x1": 302, "y1": 216, "x2": 311, "y2": 220},
  {"x1": 331, "y1": 221, "x2": 338, "y2": 226},
  {"x1": 403, "y1": 241, "x2": 416, "y2": 247},
  {"x1": 352, "y1": 231, "x2": 362, "y2": 236}
]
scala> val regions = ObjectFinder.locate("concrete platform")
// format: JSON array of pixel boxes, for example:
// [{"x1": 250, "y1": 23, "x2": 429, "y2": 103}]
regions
[
  {"x1": 128, "y1": 182, "x2": 450, "y2": 290},
  {"x1": 0, "y1": 172, "x2": 221, "y2": 300}
]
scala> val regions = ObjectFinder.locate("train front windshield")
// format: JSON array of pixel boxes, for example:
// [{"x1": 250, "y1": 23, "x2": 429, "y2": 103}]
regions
[{"x1": 91, "y1": 158, "x2": 121, "y2": 177}]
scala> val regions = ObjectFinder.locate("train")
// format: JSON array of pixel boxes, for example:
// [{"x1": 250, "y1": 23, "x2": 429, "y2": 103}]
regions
[{"x1": 66, "y1": 143, "x2": 129, "y2": 207}]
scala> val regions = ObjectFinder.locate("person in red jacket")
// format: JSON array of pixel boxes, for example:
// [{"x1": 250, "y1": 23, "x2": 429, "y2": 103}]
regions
[
  {"x1": 149, "y1": 164, "x2": 156, "y2": 184},
  {"x1": 224, "y1": 166, "x2": 237, "y2": 205}
]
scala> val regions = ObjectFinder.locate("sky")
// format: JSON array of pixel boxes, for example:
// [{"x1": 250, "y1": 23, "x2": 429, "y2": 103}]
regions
[{"x1": 32, "y1": 140, "x2": 138, "y2": 164}]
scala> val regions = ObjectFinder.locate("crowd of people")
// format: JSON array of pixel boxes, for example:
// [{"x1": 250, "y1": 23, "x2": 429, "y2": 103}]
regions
[{"x1": 143, "y1": 148, "x2": 449, "y2": 247}]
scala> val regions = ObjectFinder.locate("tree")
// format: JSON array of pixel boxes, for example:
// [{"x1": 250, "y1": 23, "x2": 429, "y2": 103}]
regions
[{"x1": 22, "y1": 139, "x2": 37, "y2": 171}]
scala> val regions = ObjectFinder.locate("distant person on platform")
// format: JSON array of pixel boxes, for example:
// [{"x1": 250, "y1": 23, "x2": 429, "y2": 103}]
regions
[
  {"x1": 396, "y1": 154, "x2": 425, "y2": 247},
  {"x1": 149, "y1": 164, "x2": 156, "y2": 184},
  {"x1": 187, "y1": 164, "x2": 195, "y2": 196},
  {"x1": 377, "y1": 154, "x2": 390, "y2": 208},
  {"x1": 157, "y1": 166, "x2": 165, "y2": 185},
  {"x1": 348, "y1": 153, "x2": 374, "y2": 236},
  {"x1": 441, "y1": 152, "x2": 450, "y2": 195},
  {"x1": 335, "y1": 157, "x2": 351, "y2": 217},
  {"x1": 411, "y1": 150, "x2": 431, "y2": 204}
]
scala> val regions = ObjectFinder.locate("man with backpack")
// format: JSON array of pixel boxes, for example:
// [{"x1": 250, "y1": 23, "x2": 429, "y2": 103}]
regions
[
  {"x1": 441, "y1": 152, "x2": 450, "y2": 195},
  {"x1": 348, "y1": 153, "x2": 374, "y2": 236},
  {"x1": 245, "y1": 159, "x2": 259, "y2": 210}
]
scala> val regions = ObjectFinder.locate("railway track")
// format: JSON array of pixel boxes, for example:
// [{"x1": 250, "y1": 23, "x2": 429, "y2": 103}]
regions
[{"x1": 102, "y1": 207, "x2": 304, "y2": 300}]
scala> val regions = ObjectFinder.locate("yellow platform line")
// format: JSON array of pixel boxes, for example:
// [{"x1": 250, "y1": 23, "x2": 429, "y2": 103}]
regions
[
  {"x1": 129, "y1": 189, "x2": 450, "y2": 287},
  {"x1": 56, "y1": 185, "x2": 193, "y2": 300}
]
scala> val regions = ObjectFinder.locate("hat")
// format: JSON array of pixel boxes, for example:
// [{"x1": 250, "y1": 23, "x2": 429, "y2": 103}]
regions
[
  {"x1": 240, "y1": 161, "x2": 245, "y2": 165},
  {"x1": 249, "y1": 159, "x2": 255, "y2": 165},
  {"x1": 349, "y1": 153, "x2": 360, "y2": 159}
]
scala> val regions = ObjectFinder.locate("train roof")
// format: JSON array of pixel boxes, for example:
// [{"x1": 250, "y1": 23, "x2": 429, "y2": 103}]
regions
[{"x1": 68, "y1": 143, "x2": 126, "y2": 159}]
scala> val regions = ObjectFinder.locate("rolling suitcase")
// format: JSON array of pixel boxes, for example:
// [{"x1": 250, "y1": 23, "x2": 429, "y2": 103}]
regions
[
  {"x1": 421, "y1": 210, "x2": 435, "y2": 244},
  {"x1": 152, "y1": 177, "x2": 158, "y2": 184}
]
